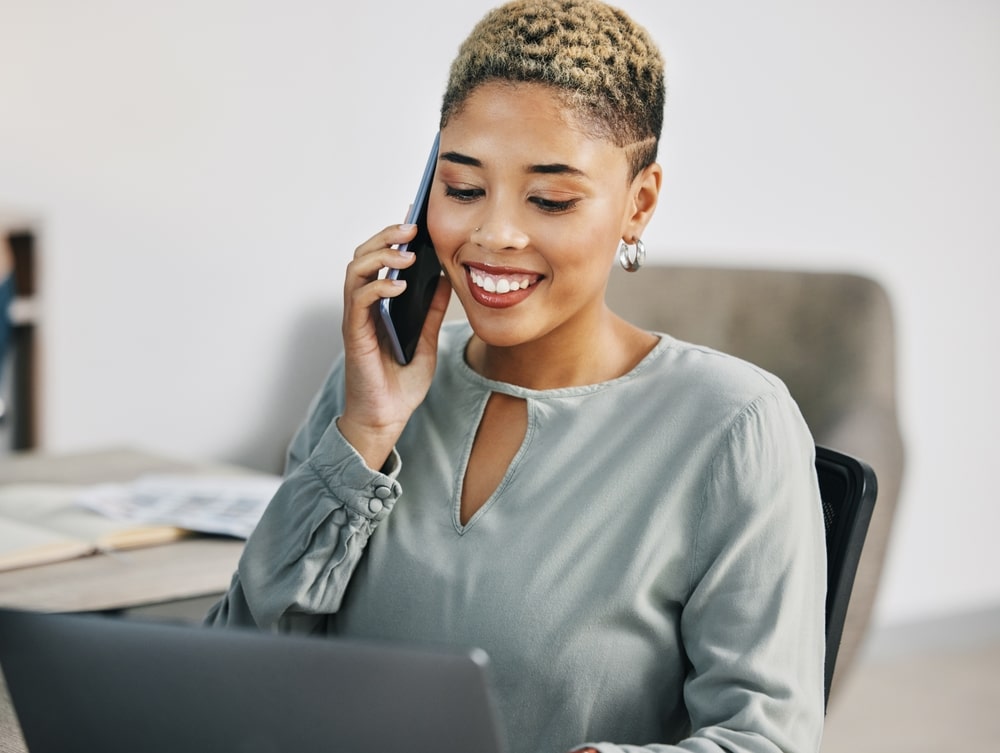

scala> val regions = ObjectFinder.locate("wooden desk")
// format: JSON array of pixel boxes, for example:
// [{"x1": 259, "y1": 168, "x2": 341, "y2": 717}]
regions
[
  {"x1": 0, "y1": 447, "x2": 254, "y2": 752},
  {"x1": 0, "y1": 537, "x2": 241, "y2": 613},
  {"x1": 0, "y1": 447, "x2": 248, "y2": 613}
]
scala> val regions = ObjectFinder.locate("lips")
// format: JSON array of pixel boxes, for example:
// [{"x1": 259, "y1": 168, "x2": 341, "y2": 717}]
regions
[{"x1": 464, "y1": 264, "x2": 542, "y2": 308}]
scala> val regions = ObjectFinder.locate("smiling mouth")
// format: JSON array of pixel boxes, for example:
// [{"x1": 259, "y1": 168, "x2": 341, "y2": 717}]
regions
[{"x1": 467, "y1": 266, "x2": 542, "y2": 294}]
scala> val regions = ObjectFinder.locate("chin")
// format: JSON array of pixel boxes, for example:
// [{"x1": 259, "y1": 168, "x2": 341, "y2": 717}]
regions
[{"x1": 466, "y1": 314, "x2": 539, "y2": 350}]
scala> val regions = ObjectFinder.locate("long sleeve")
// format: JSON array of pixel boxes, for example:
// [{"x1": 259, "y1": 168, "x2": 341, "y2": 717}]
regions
[
  {"x1": 207, "y1": 326, "x2": 828, "y2": 753},
  {"x1": 576, "y1": 392, "x2": 827, "y2": 753},
  {"x1": 206, "y1": 360, "x2": 402, "y2": 633}
]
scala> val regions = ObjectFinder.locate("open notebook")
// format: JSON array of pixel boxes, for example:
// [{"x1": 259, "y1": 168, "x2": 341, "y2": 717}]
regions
[
  {"x1": 0, "y1": 484, "x2": 189, "y2": 571},
  {"x1": 0, "y1": 608, "x2": 507, "y2": 753},
  {"x1": 0, "y1": 474, "x2": 280, "y2": 571}
]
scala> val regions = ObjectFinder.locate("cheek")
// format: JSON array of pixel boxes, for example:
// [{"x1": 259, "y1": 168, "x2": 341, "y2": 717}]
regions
[
  {"x1": 560, "y1": 214, "x2": 620, "y2": 261},
  {"x1": 427, "y1": 193, "x2": 462, "y2": 256}
]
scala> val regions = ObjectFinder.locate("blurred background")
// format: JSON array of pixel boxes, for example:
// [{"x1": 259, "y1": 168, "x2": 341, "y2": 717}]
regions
[{"x1": 0, "y1": 1, "x2": 997, "y2": 748}]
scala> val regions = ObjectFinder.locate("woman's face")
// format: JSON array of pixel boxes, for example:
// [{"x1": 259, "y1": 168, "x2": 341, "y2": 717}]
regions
[{"x1": 428, "y1": 81, "x2": 647, "y2": 353}]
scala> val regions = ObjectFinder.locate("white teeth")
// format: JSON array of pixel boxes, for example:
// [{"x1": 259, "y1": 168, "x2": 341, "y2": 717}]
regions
[{"x1": 469, "y1": 268, "x2": 536, "y2": 294}]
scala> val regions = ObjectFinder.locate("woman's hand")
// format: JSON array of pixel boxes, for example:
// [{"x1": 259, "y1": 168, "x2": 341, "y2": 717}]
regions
[{"x1": 337, "y1": 223, "x2": 452, "y2": 470}]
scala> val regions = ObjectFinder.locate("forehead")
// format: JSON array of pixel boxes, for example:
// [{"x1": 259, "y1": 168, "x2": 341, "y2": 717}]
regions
[
  {"x1": 450, "y1": 81, "x2": 576, "y2": 123},
  {"x1": 440, "y1": 81, "x2": 625, "y2": 172}
]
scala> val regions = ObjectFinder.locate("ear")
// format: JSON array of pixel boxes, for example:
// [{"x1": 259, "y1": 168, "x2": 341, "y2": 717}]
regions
[{"x1": 621, "y1": 162, "x2": 662, "y2": 241}]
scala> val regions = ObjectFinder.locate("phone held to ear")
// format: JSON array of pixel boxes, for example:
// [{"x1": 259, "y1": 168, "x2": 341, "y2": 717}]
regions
[{"x1": 379, "y1": 133, "x2": 443, "y2": 365}]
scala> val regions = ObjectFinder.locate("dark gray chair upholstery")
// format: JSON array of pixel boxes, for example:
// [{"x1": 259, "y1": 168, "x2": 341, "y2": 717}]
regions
[{"x1": 815, "y1": 445, "x2": 878, "y2": 706}]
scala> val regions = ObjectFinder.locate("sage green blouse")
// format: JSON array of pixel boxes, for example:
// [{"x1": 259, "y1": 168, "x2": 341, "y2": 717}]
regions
[{"x1": 207, "y1": 321, "x2": 826, "y2": 753}]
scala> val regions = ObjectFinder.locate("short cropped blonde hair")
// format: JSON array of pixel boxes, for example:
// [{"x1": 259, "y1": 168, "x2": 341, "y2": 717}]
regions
[{"x1": 440, "y1": 0, "x2": 665, "y2": 178}]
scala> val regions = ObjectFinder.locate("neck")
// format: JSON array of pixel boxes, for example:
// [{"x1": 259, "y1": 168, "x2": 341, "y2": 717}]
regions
[{"x1": 466, "y1": 310, "x2": 657, "y2": 390}]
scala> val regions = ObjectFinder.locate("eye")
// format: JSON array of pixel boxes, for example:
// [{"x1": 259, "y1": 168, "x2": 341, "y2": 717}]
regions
[
  {"x1": 530, "y1": 196, "x2": 579, "y2": 214},
  {"x1": 444, "y1": 185, "x2": 484, "y2": 203}
]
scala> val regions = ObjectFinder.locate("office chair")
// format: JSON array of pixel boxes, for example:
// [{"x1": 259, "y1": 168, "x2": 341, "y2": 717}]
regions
[
  {"x1": 605, "y1": 264, "x2": 904, "y2": 700},
  {"x1": 815, "y1": 445, "x2": 878, "y2": 707}
]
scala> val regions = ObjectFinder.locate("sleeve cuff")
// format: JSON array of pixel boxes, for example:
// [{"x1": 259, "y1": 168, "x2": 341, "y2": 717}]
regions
[{"x1": 305, "y1": 418, "x2": 403, "y2": 526}]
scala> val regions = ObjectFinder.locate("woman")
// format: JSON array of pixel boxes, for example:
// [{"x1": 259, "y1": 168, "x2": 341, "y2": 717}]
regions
[{"x1": 208, "y1": 2, "x2": 826, "y2": 752}]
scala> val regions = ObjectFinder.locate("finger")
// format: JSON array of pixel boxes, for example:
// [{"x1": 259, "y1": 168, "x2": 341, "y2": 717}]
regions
[
  {"x1": 346, "y1": 224, "x2": 420, "y2": 290},
  {"x1": 352, "y1": 223, "x2": 418, "y2": 261},
  {"x1": 346, "y1": 245, "x2": 417, "y2": 288},
  {"x1": 342, "y1": 223, "x2": 420, "y2": 341},
  {"x1": 411, "y1": 275, "x2": 454, "y2": 362},
  {"x1": 347, "y1": 275, "x2": 407, "y2": 317}
]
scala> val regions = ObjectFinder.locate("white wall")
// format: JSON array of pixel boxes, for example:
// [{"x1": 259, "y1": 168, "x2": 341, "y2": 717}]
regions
[{"x1": 1, "y1": 1, "x2": 997, "y2": 626}]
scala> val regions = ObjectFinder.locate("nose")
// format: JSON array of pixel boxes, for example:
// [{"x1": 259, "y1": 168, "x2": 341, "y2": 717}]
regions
[{"x1": 470, "y1": 209, "x2": 529, "y2": 252}]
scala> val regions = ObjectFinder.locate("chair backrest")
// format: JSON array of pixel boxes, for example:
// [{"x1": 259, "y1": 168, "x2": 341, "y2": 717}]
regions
[
  {"x1": 815, "y1": 445, "x2": 878, "y2": 706},
  {"x1": 605, "y1": 264, "x2": 903, "y2": 700}
]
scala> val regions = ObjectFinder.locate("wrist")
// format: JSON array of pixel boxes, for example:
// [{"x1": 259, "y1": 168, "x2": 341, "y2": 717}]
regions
[{"x1": 335, "y1": 416, "x2": 402, "y2": 472}]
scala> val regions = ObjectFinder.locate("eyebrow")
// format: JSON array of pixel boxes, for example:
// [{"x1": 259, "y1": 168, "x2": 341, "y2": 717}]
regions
[
  {"x1": 440, "y1": 151, "x2": 482, "y2": 167},
  {"x1": 529, "y1": 163, "x2": 586, "y2": 177},
  {"x1": 440, "y1": 151, "x2": 587, "y2": 178}
]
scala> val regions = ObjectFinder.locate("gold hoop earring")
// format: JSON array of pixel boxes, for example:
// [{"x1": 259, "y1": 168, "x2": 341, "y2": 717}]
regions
[{"x1": 617, "y1": 238, "x2": 645, "y2": 272}]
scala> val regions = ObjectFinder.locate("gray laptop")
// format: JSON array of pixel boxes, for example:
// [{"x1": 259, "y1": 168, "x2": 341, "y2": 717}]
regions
[{"x1": 0, "y1": 608, "x2": 505, "y2": 753}]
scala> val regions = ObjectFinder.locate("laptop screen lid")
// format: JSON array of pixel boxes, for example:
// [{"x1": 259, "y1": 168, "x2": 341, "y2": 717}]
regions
[{"x1": 0, "y1": 608, "x2": 506, "y2": 753}]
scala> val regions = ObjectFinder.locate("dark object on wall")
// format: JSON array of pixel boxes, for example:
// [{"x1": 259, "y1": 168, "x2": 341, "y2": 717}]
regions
[{"x1": 5, "y1": 230, "x2": 38, "y2": 450}]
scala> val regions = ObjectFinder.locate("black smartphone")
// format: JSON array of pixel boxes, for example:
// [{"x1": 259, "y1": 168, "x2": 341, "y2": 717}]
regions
[{"x1": 379, "y1": 133, "x2": 443, "y2": 365}]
